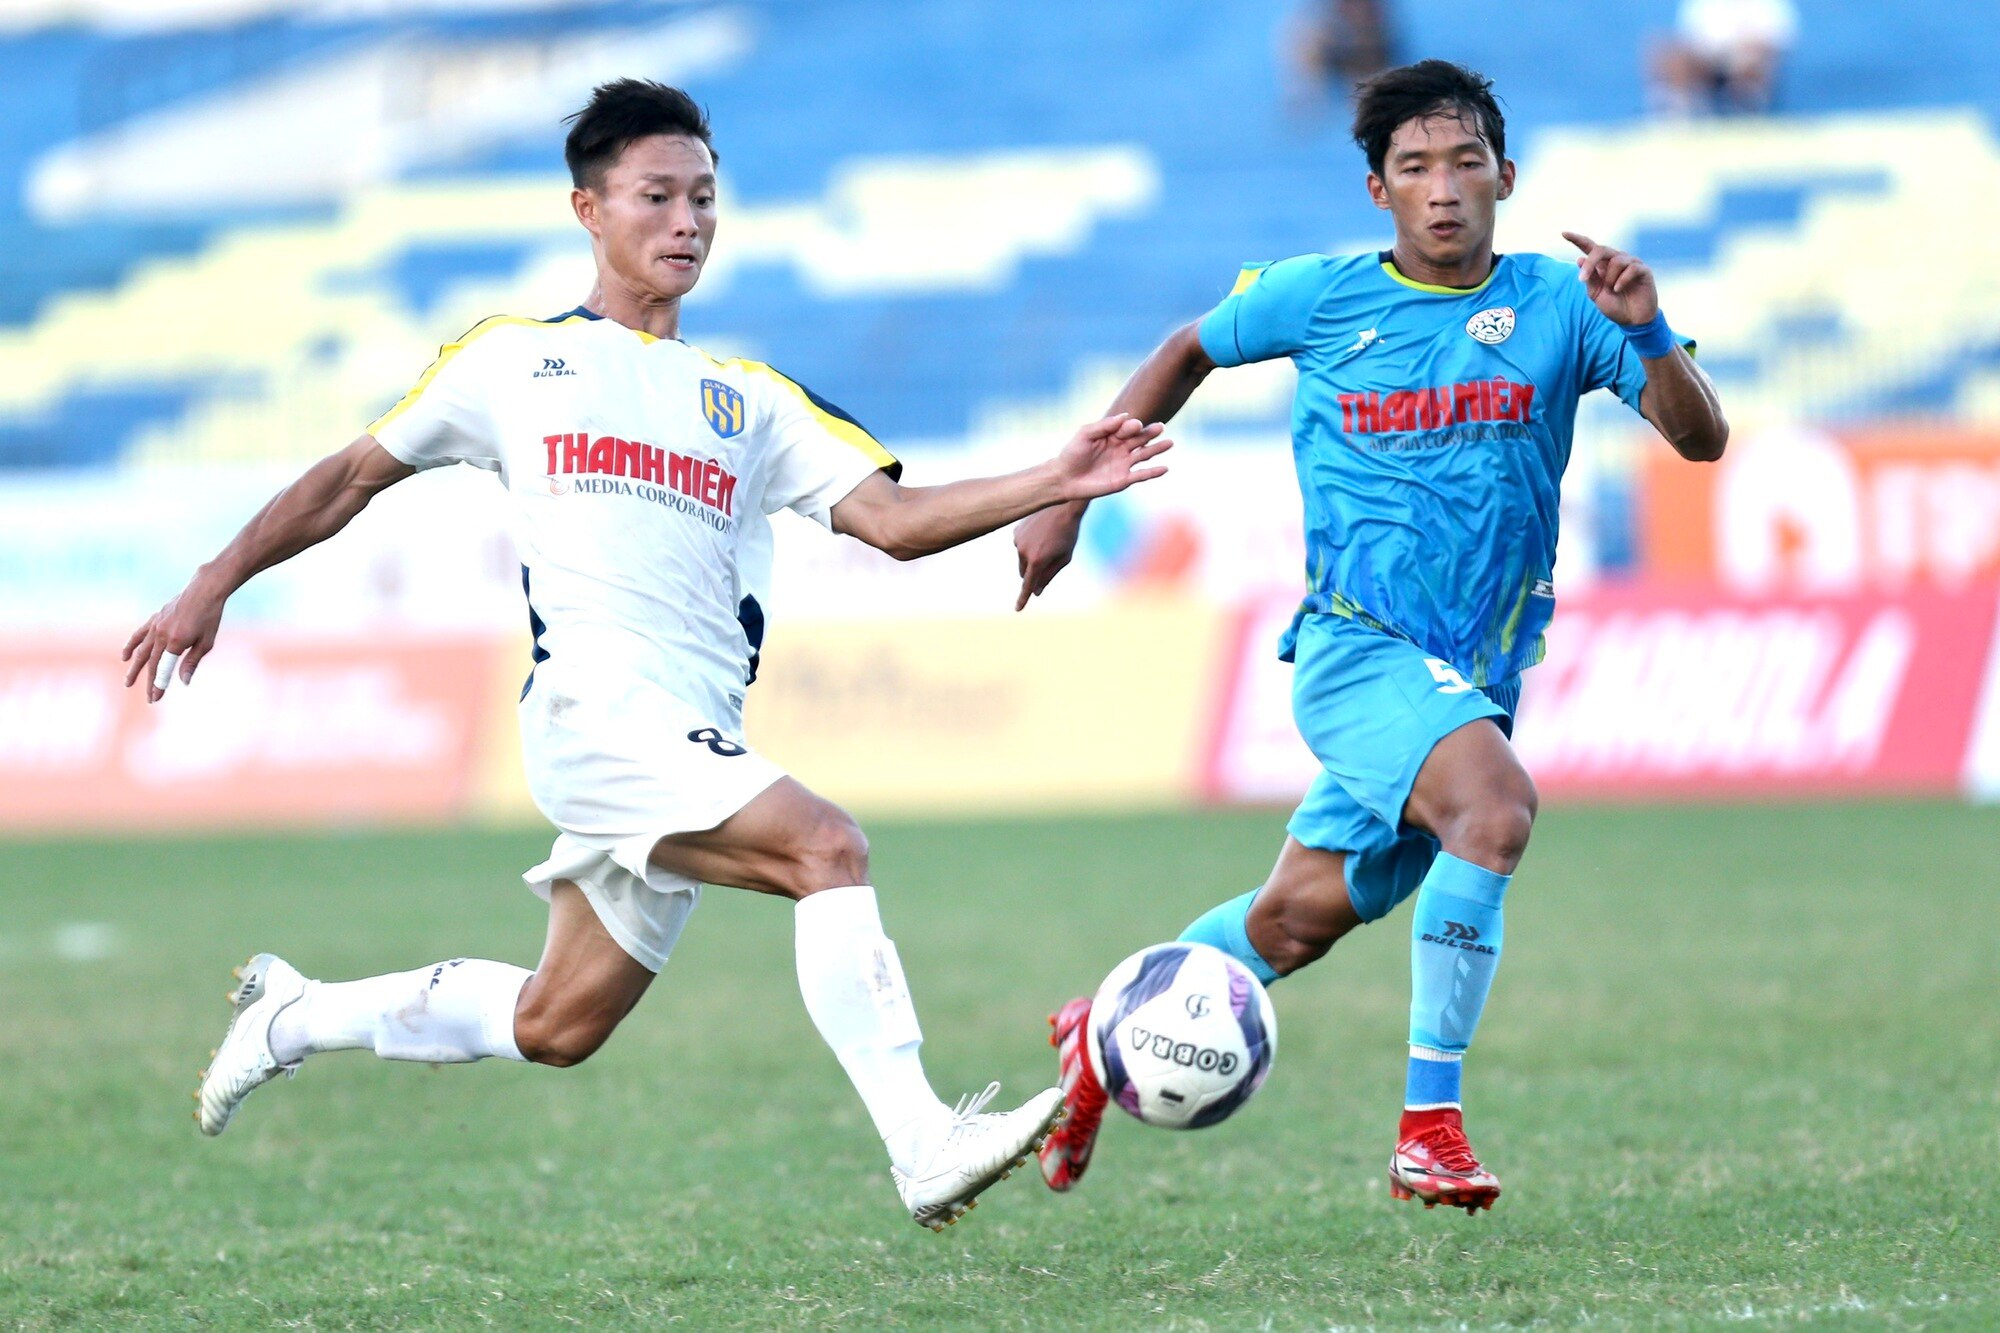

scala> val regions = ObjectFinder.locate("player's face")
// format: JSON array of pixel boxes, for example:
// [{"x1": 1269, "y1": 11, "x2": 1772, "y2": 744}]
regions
[
  {"x1": 575, "y1": 134, "x2": 718, "y2": 302},
  {"x1": 1367, "y1": 112, "x2": 1514, "y2": 270}
]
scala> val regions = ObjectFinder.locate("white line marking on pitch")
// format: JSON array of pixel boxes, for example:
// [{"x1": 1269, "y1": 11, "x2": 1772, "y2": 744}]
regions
[{"x1": 51, "y1": 922, "x2": 121, "y2": 961}]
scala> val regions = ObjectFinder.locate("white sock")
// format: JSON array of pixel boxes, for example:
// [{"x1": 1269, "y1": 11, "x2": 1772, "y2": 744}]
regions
[
  {"x1": 794, "y1": 886, "x2": 950, "y2": 1172},
  {"x1": 268, "y1": 959, "x2": 530, "y2": 1065}
]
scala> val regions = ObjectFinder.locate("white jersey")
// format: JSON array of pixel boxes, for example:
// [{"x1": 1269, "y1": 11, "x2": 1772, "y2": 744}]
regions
[{"x1": 368, "y1": 308, "x2": 898, "y2": 719}]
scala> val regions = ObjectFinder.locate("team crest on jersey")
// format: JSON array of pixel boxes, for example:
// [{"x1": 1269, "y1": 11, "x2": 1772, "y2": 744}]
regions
[
  {"x1": 700, "y1": 379, "x2": 746, "y2": 438},
  {"x1": 1465, "y1": 306, "x2": 1516, "y2": 345}
]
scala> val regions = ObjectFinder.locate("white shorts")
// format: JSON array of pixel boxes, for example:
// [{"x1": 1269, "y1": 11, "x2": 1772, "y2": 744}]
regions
[{"x1": 518, "y1": 665, "x2": 784, "y2": 972}]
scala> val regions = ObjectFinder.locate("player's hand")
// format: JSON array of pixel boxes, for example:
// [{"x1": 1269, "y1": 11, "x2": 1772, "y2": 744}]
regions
[
  {"x1": 1052, "y1": 413, "x2": 1171, "y2": 504},
  {"x1": 121, "y1": 573, "x2": 228, "y2": 703},
  {"x1": 1022, "y1": 414, "x2": 1170, "y2": 610},
  {"x1": 1563, "y1": 232, "x2": 1659, "y2": 327},
  {"x1": 1015, "y1": 503, "x2": 1086, "y2": 611}
]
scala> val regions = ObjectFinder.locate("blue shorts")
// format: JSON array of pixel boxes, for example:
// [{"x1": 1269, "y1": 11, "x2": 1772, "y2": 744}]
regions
[{"x1": 1283, "y1": 614, "x2": 1520, "y2": 923}]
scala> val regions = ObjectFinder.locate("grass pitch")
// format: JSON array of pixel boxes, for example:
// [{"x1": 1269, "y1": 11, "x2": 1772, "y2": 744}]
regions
[{"x1": 2, "y1": 802, "x2": 1995, "y2": 1329}]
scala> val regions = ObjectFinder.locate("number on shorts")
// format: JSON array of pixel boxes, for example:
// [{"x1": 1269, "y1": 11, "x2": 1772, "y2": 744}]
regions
[
  {"x1": 1424, "y1": 657, "x2": 1476, "y2": 694},
  {"x1": 687, "y1": 727, "x2": 748, "y2": 757}
]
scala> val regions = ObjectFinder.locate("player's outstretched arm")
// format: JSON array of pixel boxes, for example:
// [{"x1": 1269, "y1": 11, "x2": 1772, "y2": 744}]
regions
[
  {"x1": 1014, "y1": 321, "x2": 1216, "y2": 609},
  {"x1": 1564, "y1": 231, "x2": 1728, "y2": 463},
  {"x1": 121, "y1": 436, "x2": 415, "y2": 701},
  {"x1": 831, "y1": 414, "x2": 1170, "y2": 563}
]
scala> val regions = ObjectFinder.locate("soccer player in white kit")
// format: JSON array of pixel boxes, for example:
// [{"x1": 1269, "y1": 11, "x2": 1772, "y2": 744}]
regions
[{"x1": 120, "y1": 80, "x2": 1172, "y2": 1231}]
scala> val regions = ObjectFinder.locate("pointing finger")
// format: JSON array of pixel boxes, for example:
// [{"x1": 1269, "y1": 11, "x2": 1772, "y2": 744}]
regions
[{"x1": 1562, "y1": 231, "x2": 1598, "y2": 255}]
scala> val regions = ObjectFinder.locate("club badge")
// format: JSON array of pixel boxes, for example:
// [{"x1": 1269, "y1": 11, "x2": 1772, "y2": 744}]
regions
[{"x1": 1466, "y1": 306, "x2": 1516, "y2": 345}]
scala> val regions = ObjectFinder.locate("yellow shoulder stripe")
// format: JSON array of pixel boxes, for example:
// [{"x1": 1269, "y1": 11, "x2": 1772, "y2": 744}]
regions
[
  {"x1": 1228, "y1": 263, "x2": 1268, "y2": 296},
  {"x1": 367, "y1": 313, "x2": 599, "y2": 436},
  {"x1": 720, "y1": 356, "x2": 900, "y2": 473}
]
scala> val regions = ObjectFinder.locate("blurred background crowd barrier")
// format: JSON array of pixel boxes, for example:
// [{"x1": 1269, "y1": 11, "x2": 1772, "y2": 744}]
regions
[{"x1": 4, "y1": 0, "x2": 1997, "y2": 831}]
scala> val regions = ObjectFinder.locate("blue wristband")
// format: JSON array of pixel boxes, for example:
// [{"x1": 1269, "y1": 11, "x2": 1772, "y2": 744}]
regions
[{"x1": 1621, "y1": 311, "x2": 1678, "y2": 359}]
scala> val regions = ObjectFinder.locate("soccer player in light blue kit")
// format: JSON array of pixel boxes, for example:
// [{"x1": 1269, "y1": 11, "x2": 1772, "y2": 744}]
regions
[{"x1": 1017, "y1": 61, "x2": 1728, "y2": 1212}]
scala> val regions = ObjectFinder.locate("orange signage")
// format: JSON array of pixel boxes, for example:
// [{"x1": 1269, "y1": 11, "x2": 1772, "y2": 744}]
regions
[
  {"x1": 0, "y1": 635, "x2": 507, "y2": 832},
  {"x1": 1642, "y1": 425, "x2": 2000, "y2": 590}
]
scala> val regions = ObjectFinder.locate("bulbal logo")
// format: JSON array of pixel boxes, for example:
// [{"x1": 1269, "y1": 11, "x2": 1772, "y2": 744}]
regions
[
  {"x1": 533, "y1": 357, "x2": 576, "y2": 379},
  {"x1": 701, "y1": 378, "x2": 746, "y2": 438},
  {"x1": 1466, "y1": 306, "x2": 1515, "y2": 344},
  {"x1": 1422, "y1": 920, "x2": 1497, "y2": 955}
]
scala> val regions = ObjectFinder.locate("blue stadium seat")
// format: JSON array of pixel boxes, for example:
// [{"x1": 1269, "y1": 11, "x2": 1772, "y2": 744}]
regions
[{"x1": 0, "y1": 0, "x2": 1993, "y2": 469}]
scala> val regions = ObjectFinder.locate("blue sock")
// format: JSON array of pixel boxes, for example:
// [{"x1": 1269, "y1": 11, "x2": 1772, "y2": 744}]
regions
[
  {"x1": 1178, "y1": 888, "x2": 1281, "y2": 985},
  {"x1": 1406, "y1": 853, "x2": 1510, "y2": 1109}
]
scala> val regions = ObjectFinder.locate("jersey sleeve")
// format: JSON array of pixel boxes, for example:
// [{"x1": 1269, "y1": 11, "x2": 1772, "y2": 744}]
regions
[
  {"x1": 750, "y1": 367, "x2": 901, "y2": 528},
  {"x1": 366, "y1": 321, "x2": 504, "y2": 471},
  {"x1": 1196, "y1": 255, "x2": 1327, "y2": 367},
  {"x1": 1574, "y1": 284, "x2": 1697, "y2": 415}
]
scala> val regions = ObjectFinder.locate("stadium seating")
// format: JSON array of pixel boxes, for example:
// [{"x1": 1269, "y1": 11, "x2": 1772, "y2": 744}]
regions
[{"x1": 1, "y1": 0, "x2": 1996, "y2": 472}]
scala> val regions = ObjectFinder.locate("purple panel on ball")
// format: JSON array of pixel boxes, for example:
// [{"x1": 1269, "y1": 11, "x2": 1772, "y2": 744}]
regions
[
  {"x1": 1097, "y1": 946, "x2": 1194, "y2": 1121},
  {"x1": 1228, "y1": 963, "x2": 1251, "y2": 1018},
  {"x1": 1101, "y1": 946, "x2": 1192, "y2": 1036},
  {"x1": 1233, "y1": 973, "x2": 1270, "y2": 1079},
  {"x1": 1099, "y1": 1026, "x2": 1146, "y2": 1115}
]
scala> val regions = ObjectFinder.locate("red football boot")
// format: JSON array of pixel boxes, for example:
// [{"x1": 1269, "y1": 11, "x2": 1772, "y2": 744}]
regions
[
  {"x1": 1037, "y1": 997, "x2": 1108, "y2": 1191},
  {"x1": 1388, "y1": 1107, "x2": 1502, "y2": 1213}
]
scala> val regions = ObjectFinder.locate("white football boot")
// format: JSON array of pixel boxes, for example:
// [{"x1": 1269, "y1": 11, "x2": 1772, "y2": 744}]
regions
[
  {"x1": 194, "y1": 953, "x2": 307, "y2": 1136},
  {"x1": 892, "y1": 1082, "x2": 1066, "y2": 1231}
]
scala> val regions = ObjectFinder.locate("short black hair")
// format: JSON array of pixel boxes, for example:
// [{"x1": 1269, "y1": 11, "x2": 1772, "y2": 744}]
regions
[
  {"x1": 564, "y1": 79, "x2": 716, "y2": 190},
  {"x1": 1351, "y1": 60, "x2": 1505, "y2": 178}
]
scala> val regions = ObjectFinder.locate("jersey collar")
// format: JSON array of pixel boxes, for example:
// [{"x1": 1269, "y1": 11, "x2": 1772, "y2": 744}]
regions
[
  {"x1": 1376, "y1": 250, "x2": 1501, "y2": 296},
  {"x1": 544, "y1": 305, "x2": 673, "y2": 344}
]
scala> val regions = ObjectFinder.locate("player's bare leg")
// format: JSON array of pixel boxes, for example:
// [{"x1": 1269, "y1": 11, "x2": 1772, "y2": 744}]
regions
[
  {"x1": 1245, "y1": 839, "x2": 1363, "y2": 972},
  {"x1": 1040, "y1": 838, "x2": 1357, "y2": 1190},
  {"x1": 197, "y1": 882, "x2": 646, "y2": 1135},
  {"x1": 1388, "y1": 718, "x2": 1535, "y2": 1214},
  {"x1": 652, "y1": 778, "x2": 1062, "y2": 1230},
  {"x1": 512, "y1": 882, "x2": 655, "y2": 1066}
]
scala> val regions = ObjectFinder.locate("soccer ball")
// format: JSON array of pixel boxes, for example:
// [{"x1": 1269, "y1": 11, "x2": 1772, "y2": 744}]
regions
[{"x1": 1087, "y1": 941, "x2": 1277, "y2": 1130}]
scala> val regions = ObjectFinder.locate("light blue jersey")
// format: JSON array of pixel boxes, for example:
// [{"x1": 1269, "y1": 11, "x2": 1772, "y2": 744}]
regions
[{"x1": 1199, "y1": 250, "x2": 1675, "y2": 685}]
